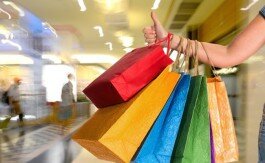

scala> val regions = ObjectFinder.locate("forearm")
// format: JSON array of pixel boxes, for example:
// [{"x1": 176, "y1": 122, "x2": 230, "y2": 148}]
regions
[{"x1": 171, "y1": 15, "x2": 265, "y2": 68}]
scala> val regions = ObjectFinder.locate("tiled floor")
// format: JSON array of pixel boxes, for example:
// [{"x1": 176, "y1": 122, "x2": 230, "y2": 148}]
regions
[
  {"x1": 0, "y1": 116, "x2": 246, "y2": 163},
  {"x1": 0, "y1": 118, "x2": 87, "y2": 163}
]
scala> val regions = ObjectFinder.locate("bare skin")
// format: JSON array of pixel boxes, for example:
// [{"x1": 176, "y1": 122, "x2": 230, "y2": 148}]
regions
[{"x1": 143, "y1": 12, "x2": 265, "y2": 68}]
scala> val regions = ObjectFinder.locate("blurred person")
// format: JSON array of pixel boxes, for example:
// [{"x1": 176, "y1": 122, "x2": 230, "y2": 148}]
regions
[
  {"x1": 0, "y1": 79, "x2": 4, "y2": 100},
  {"x1": 143, "y1": 6, "x2": 265, "y2": 162},
  {"x1": 0, "y1": 79, "x2": 9, "y2": 105},
  {"x1": 59, "y1": 73, "x2": 75, "y2": 121},
  {"x1": 61, "y1": 73, "x2": 75, "y2": 107},
  {"x1": 8, "y1": 77, "x2": 24, "y2": 124},
  {"x1": 0, "y1": 79, "x2": 11, "y2": 116}
]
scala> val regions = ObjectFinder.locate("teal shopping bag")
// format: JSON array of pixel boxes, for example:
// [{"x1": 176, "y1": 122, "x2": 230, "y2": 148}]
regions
[
  {"x1": 171, "y1": 76, "x2": 210, "y2": 163},
  {"x1": 133, "y1": 74, "x2": 190, "y2": 163}
]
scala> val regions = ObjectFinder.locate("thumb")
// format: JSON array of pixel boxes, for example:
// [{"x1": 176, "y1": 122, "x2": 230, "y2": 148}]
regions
[
  {"x1": 150, "y1": 11, "x2": 167, "y2": 39},
  {"x1": 151, "y1": 11, "x2": 161, "y2": 27}
]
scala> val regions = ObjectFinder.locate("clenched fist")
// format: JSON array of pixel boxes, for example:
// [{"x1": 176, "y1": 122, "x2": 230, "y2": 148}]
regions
[{"x1": 143, "y1": 12, "x2": 168, "y2": 45}]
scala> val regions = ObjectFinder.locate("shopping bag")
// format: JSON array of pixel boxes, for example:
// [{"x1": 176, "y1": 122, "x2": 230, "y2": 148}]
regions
[
  {"x1": 72, "y1": 66, "x2": 180, "y2": 163},
  {"x1": 83, "y1": 34, "x2": 173, "y2": 108},
  {"x1": 133, "y1": 74, "x2": 191, "y2": 163},
  {"x1": 207, "y1": 77, "x2": 239, "y2": 162},
  {"x1": 210, "y1": 122, "x2": 216, "y2": 163},
  {"x1": 207, "y1": 78, "x2": 225, "y2": 162},
  {"x1": 171, "y1": 76, "x2": 211, "y2": 163}
]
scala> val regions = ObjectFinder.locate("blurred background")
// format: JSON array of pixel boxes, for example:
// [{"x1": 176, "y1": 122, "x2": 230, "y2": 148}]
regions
[{"x1": 0, "y1": 0, "x2": 264, "y2": 162}]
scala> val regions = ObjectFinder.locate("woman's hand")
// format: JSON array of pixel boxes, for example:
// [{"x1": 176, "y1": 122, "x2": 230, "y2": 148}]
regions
[{"x1": 143, "y1": 12, "x2": 168, "y2": 45}]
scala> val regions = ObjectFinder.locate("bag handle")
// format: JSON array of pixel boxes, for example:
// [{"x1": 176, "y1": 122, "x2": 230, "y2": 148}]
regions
[
  {"x1": 171, "y1": 37, "x2": 191, "y2": 73},
  {"x1": 200, "y1": 41, "x2": 218, "y2": 77},
  {"x1": 152, "y1": 33, "x2": 173, "y2": 56},
  {"x1": 182, "y1": 39, "x2": 192, "y2": 73},
  {"x1": 191, "y1": 40, "x2": 199, "y2": 76},
  {"x1": 172, "y1": 36, "x2": 184, "y2": 70}
]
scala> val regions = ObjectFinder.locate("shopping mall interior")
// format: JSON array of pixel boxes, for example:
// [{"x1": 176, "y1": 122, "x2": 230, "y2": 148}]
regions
[{"x1": 0, "y1": 0, "x2": 264, "y2": 162}]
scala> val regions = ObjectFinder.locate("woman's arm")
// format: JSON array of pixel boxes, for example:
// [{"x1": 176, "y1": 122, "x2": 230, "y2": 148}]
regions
[{"x1": 144, "y1": 12, "x2": 265, "y2": 68}]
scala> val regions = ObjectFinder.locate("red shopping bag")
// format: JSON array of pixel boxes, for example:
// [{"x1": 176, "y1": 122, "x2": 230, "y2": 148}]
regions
[{"x1": 83, "y1": 34, "x2": 173, "y2": 108}]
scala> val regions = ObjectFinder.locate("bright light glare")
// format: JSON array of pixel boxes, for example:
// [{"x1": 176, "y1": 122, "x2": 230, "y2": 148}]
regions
[
  {"x1": 213, "y1": 67, "x2": 238, "y2": 75},
  {"x1": 42, "y1": 55, "x2": 62, "y2": 64},
  {"x1": 123, "y1": 47, "x2": 134, "y2": 53},
  {"x1": 77, "y1": 0, "x2": 87, "y2": 11},
  {"x1": 72, "y1": 54, "x2": 118, "y2": 64},
  {"x1": 94, "y1": 0, "x2": 127, "y2": 14},
  {"x1": 1, "y1": 39, "x2": 22, "y2": 51},
  {"x1": 151, "y1": 0, "x2": 161, "y2": 10},
  {"x1": 7, "y1": 115, "x2": 36, "y2": 121},
  {"x1": 0, "y1": 116, "x2": 36, "y2": 121},
  {"x1": 94, "y1": 26, "x2": 104, "y2": 37},
  {"x1": 105, "y1": 42, "x2": 113, "y2": 51},
  {"x1": 240, "y1": 0, "x2": 259, "y2": 11},
  {"x1": 119, "y1": 36, "x2": 134, "y2": 47},
  {"x1": 0, "y1": 25, "x2": 13, "y2": 39},
  {"x1": 42, "y1": 22, "x2": 58, "y2": 38},
  {"x1": 3, "y1": 1, "x2": 25, "y2": 17},
  {"x1": 42, "y1": 65, "x2": 76, "y2": 102},
  {"x1": 0, "y1": 54, "x2": 33, "y2": 65},
  {"x1": 0, "y1": 7, "x2": 11, "y2": 19}
]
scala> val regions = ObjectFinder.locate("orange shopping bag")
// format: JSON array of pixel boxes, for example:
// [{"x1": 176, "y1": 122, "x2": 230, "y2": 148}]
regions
[
  {"x1": 207, "y1": 77, "x2": 239, "y2": 163},
  {"x1": 72, "y1": 66, "x2": 180, "y2": 163}
]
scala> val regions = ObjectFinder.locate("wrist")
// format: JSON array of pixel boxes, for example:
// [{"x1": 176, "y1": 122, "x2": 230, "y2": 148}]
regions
[{"x1": 170, "y1": 34, "x2": 180, "y2": 50}]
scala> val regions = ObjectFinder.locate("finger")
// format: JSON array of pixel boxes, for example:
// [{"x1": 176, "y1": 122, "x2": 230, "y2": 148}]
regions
[
  {"x1": 151, "y1": 11, "x2": 162, "y2": 27},
  {"x1": 143, "y1": 27, "x2": 156, "y2": 34},
  {"x1": 145, "y1": 38, "x2": 156, "y2": 43},
  {"x1": 144, "y1": 33, "x2": 156, "y2": 39}
]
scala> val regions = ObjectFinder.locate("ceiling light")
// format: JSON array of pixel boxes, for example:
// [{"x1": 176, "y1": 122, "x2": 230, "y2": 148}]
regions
[
  {"x1": 3, "y1": 1, "x2": 25, "y2": 17},
  {"x1": 42, "y1": 22, "x2": 58, "y2": 38},
  {"x1": 72, "y1": 54, "x2": 118, "y2": 64},
  {"x1": 77, "y1": 0, "x2": 87, "y2": 11},
  {"x1": 0, "y1": 7, "x2": 11, "y2": 19},
  {"x1": 94, "y1": 26, "x2": 104, "y2": 37},
  {"x1": 0, "y1": 54, "x2": 33, "y2": 65},
  {"x1": 105, "y1": 42, "x2": 113, "y2": 51},
  {"x1": 1, "y1": 39, "x2": 22, "y2": 51},
  {"x1": 123, "y1": 47, "x2": 134, "y2": 53},
  {"x1": 240, "y1": 0, "x2": 259, "y2": 11},
  {"x1": 42, "y1": 55, "x2": 62, "y2": 64},
  {"x1": 94, "y1": 0, "x2": 127, "y2": 14},
  {"x1": 151, "y1": 0, "x2": 162, "y2": 10},
  {"x1": 119, "y1": 36, "x2": 134, "y2": 47}
]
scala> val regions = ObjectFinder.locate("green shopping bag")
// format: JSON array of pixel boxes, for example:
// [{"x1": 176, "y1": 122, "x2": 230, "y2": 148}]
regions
[{"x1": 171, "y1": 76, "x2": 210, "y2": 163}]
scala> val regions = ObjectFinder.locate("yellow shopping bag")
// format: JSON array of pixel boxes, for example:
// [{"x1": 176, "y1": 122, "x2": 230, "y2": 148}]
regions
[
  {"x1": 72, "y1": 66, "x2": 180, "y2": 163},
  {"x1": 207, "y1": 77, "x2": 239, "y2": 163}
]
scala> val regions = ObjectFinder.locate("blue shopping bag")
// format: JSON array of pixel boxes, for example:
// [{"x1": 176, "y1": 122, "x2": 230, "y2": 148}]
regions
[{"x1": 133, "y1": 74, "x2": 191, "y2": 163}]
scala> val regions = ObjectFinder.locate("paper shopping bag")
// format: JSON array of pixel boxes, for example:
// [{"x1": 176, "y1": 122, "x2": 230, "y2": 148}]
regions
[
  {"x1": 172, "y1": 76, "x2": 211, "y2": 163},
  {"x1": 207, "y1": 77, "x2": 239, "y2": 162},
  {"x1": 72, "y1": 66, "x2": 180, "y2": 163},
  {"x1": 207, "y1": 78, "x2": 225, "y2": 163},
  {"x1": 83, "y1": 34, "x2": 173, "y2": 108},
  {"x1": 133, "y1": 74, "x2": 190, "y2": 163}
]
